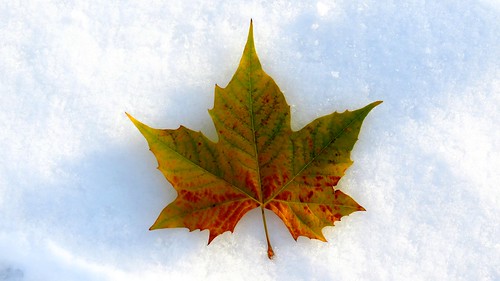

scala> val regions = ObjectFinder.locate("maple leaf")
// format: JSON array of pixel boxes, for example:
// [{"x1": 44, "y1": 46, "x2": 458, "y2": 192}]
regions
[{"x1": 126, "y1": 21, "x2": 381, "y2": 259}]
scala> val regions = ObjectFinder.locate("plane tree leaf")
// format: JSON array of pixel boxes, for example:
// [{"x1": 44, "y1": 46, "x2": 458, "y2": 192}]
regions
[{"x1": 127, "y1": 21, "x2": 381, "y2": 259}]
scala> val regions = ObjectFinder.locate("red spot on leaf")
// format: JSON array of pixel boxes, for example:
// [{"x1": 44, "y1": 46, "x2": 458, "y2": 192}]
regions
[
  {"x1": 327, "y1": 176, "x2": 341, "y2": 186},
  {"x1": 277, "y1": 191, "x2": 292, "y2": 201},
  {"x1": 319, "y1": 205, "x2": 333, "y2": 214},
  {"x1": 282, "y1": 173, "x2": 290, "y2": 183},
  {"x1": 245, "y1": 171, "x2": 256, "y2": 190},
  {"x1": 307, "y1": 137, "x2": 314, "y2": 149},
  {"x1": 319, "y1": 205, "x2": 326, "y2": 212},
  {"x1": 180, "y1": 190, "x2": 201, "y2": 203},
  {"x1": 171, "y1": 176, "x2": 180, "y2": 185},
  {"x1": 307, "y1": 191, "x2": 314, "y2": 199}
]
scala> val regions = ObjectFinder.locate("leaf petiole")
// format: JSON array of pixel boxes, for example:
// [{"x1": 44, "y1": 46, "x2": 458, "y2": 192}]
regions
[{"x1": 260, "y1": 205, "x2": 274, "y2": 259}]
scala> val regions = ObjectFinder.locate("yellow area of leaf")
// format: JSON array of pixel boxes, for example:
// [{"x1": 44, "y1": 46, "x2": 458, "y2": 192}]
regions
[{"x1": 127, "y1": 21, "x2": 381, "y2": 259}]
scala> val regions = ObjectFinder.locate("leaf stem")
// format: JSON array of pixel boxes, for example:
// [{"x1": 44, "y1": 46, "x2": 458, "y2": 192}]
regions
[{"x1": 260, "y1": 205, "x2": 274, "y2": 259}]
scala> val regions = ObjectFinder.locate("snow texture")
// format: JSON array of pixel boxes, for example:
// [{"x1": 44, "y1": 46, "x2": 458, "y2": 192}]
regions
[{"x1": 1, "y1": 1, "x2": 499, "y2": 280}]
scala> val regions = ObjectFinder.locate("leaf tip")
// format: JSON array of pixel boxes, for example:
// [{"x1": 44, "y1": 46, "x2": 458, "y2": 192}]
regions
[
  {"x1": 125, "y1": 111, "x2": 139, "y2": 124},
  {"x1": 207, "y1": 232, "x2": 218, "y2": 245},
  {"x1": 367, "y1": 100, "x2": 383, "y2": 111},
  {"x1": 125, "y1": 112, "x2": 152, "y2": 135},
  {"x1": 247, "y1": 19, "x2": 254, "y2": 43}
]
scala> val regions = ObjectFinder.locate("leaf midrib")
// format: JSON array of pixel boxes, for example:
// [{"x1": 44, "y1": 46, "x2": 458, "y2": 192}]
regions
[{"x1": 246, "y1": 41, "x2": 265, "y2": 205}]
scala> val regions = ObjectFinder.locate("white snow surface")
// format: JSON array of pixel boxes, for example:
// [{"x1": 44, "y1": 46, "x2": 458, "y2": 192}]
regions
[{"x1": 1, "y1": 1, "x2": 499, "y2": 280}]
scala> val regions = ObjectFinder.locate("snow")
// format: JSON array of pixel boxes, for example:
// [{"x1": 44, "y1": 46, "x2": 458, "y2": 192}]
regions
[{"x1": 1, "y1": 1, "x2": 499, "y2": 280}]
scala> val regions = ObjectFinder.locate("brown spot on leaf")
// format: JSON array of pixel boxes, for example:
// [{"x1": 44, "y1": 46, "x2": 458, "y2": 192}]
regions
[
  {"x1": 302, "y1": 175, "x2": 309, "y2": 185},
  {"x1": 299, "y1": 190, "x2": 314, "y2": 202},
  {"x1": 263, "y1": 95, "x2": 270, "y2": 104}
]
